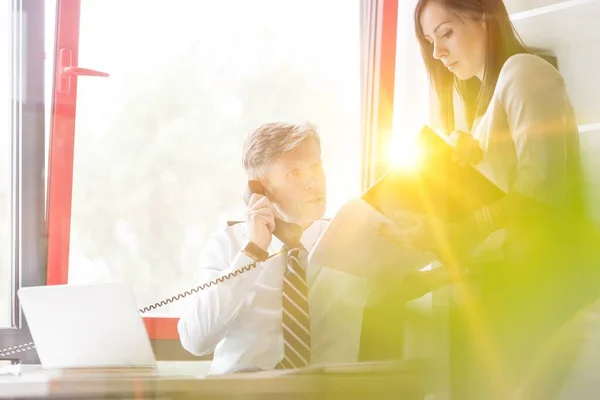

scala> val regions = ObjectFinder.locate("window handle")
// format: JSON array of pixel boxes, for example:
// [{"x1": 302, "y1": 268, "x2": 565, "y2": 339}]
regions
[
  {"x1": 57, "y1": 48, "x2": 109, "y2": 94},
  {"x1": 63, "y1": 66, "x2": 109, "y2": 77}
]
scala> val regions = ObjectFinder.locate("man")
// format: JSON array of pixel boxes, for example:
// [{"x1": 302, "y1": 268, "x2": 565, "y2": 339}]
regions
[{"x1": 178, "y1": 122, "x2": 370, "y2": 375}]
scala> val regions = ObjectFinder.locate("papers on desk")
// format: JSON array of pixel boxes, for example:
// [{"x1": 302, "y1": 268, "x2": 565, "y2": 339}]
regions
[
  {"x1": 200, "y1": 360, "x2": 428, "y2": 379},
  {"x1": 0, "y1": 367, "x2": 51, "y2": 398},
  {"x1": 0, "y1": 364, "x2": 20, "y2": 376},
  {"x1": 309, "y1": 198, "x2": 435, "y2": 280},
  {"x1": 276, "y1": 360, "x2": 416, "y2": 375}
]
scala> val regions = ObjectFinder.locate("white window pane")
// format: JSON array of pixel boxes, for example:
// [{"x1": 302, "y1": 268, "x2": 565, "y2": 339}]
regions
[
  {"x1": 391, "y1": 0, "x2": 429, "y2": 168},
  {"x1": 44, "y1": 0, "x2": 56, "y2": 210},
  {"x1": 69, "y1": 0, "x2": 361, "y2": 314},
  {"x1": 0, "y1": 2, "x2": 12, "y2": 328}
]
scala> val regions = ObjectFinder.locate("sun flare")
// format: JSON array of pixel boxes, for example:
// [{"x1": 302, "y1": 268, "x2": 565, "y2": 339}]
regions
[{"x1": 387, "y1": 134, "x2": 421, "y2": 170}]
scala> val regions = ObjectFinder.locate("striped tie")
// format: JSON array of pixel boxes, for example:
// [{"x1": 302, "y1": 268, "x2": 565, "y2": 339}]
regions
[{"x1": 275, "y1": 247, "x2": 311, "y2": 369}]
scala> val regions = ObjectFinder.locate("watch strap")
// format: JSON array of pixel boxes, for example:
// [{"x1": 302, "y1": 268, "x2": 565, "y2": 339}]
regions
[{"x1": 242, "y1": 241, "x2": 269, "y2": 262}]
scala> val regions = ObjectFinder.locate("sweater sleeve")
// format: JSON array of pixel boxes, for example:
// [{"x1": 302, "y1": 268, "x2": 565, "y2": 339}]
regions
[{"x1": 496, "y1": 54, "x2": 579, "y2": 208}]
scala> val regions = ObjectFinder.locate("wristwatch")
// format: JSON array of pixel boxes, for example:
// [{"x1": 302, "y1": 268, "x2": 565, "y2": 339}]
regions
[{"x1": 241, "y1": 240, "x2": 269, "y2": 262}]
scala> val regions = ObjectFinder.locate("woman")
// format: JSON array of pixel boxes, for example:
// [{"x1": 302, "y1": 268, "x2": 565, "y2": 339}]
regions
[{"x1": 388, "y1": 0, "x2": 600, "y2": 398}]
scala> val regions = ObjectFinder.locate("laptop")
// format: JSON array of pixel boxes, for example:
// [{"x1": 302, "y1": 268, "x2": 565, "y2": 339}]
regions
[{"x1": 17, "y1": 283, "x2": 157, "y2": 371}]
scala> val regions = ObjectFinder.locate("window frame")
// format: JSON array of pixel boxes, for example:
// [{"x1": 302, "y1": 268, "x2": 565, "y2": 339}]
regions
[
  {"x1": 45, "y1": 0, "x2": 192, "y2": 360},
  {"x1": 0, "y1": 0, "x2": 48, "y2": 364},
  {"x1": 361, "y1": 0, "x2": 398, "y2": 189},
  {"x1": 44, "y1": 0, "x2": 398, "y2": 361}
]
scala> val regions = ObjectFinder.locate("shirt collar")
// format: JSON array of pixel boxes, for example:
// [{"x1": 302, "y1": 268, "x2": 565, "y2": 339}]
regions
[{"x1": 269, "y1": 220, "x2": 324, "y2": 253}]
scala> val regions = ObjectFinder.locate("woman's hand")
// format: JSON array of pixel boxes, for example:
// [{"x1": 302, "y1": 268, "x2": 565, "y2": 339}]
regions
[
  {"x1": 379, "y1": 210, "x2": 478, "y2": 266},
  {"x1": 449, "y1": 130, "x2": 483, "y2": 166},
  {"x1": 373, "y1": 266, "x2": 466, "y2": 303},
  {"x1": 378, "y1": 210, "x2": 449, "y2": 251},
  {"x1": 399, "y1": 267, "x2": 460, "y2": 301}
]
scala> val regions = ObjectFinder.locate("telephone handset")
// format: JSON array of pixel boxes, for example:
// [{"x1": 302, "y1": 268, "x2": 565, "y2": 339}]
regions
[
  {"x1": 0, "y1": 182, "x2": 298, "y2": 358},
  {"x1": 243, "y1": 180, "x2": 304, "y2": 248}
]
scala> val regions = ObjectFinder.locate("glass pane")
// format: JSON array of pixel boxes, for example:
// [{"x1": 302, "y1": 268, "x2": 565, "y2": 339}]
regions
[
  {"x1": 45, "y1": 0, "x2": 57, "y2": 209},
  {"x1": 69, "y1": 0, "x2": 362, "y2": 315},
  {"x1": 0, "y1": 1, "x2": 12, "y2": 327},
  {"x1": 390, "y1": 0, "x2": 429, "y2": 169}
]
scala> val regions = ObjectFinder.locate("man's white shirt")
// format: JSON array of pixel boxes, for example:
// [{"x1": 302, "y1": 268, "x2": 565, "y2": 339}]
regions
[{"x1": 177, "y1": 220, "x2": 370, "y2": 375}]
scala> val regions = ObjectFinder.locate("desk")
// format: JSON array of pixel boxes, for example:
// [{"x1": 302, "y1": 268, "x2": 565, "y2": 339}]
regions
[{"x1": 0, "y1": 360, "x2": 432, "y2": 399}]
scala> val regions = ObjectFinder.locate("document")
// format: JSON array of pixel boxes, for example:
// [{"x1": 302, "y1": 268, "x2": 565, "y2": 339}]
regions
[{"x1": 308, "y1": 198, "x2": 435, "y2": 280}]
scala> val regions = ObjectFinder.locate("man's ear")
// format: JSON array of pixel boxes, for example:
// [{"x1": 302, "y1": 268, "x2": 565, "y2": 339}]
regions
[{"x1": 260, "y1": 176, "x2": 275, "y2": 202}]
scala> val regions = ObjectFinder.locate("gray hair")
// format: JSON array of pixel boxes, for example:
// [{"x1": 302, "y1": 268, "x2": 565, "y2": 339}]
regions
[{"x1": 242, "y1": 121, "x2": 321, "y2": 179}]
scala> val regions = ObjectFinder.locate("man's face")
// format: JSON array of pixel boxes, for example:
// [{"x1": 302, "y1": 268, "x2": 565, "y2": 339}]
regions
[{"x1": 262, "y1": 139, "x2": 327, "y2": 224}]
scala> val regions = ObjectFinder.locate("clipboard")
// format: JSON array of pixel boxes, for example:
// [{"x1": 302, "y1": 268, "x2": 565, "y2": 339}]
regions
[{"x1": 362, "y1": 125, "x2": 505, "y2": 222}]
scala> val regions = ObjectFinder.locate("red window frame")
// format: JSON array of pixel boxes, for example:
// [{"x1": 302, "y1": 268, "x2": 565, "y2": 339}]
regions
[
  {"x1": 46, "y1": 0, "x2": 398, "y2": 346},
  {"x1": 362, "y1": 0, "x2": 398, "y2": 187},
  {"x1": 46, "y1": 0, "x2": 177, "y2": 340}
]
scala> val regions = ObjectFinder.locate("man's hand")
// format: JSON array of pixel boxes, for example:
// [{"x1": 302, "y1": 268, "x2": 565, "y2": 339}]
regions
[
  {"x1": 449, "y1": 130, "x2": 483, "y2": 166},
  {"x1": 246, "y1": 193, "x2": 283, "y2": 251}
]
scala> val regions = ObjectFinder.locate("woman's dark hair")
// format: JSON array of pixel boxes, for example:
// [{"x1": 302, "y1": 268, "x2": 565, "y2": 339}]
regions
[{"x1": 414, "y1": 0, "x2": 528, "y2": 132}]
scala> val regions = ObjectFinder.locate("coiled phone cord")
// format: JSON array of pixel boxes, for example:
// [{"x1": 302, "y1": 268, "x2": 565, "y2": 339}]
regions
[
  {"x1": 137, "y1": 262, "x2": 260, "y2": 313},
  {"x1": 0, "y1": 250, "x2": 286, "y2": 357}
]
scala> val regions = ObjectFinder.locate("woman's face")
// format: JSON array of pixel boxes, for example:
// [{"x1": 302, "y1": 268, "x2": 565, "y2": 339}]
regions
[{"x1": 420, "y1": 2, "x2": 487, "y2": 81}]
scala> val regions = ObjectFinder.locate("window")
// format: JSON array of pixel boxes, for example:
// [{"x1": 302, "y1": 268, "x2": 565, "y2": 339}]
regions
[
  {"x1": 0, "y1": 0, "x2": 11, "y2": 328},
  {"x1": 390, "y1": 0, "x2": 429, "y2": 168},
  {"x1": 44, "y1": 0, "x2": 57, "y2": 207},
  {"x1": 0, "y1": 0, "x2": 47, "y2": 363},
  {"x1": 49, "y1": 0, "x2": 362, "y2": 339}
]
